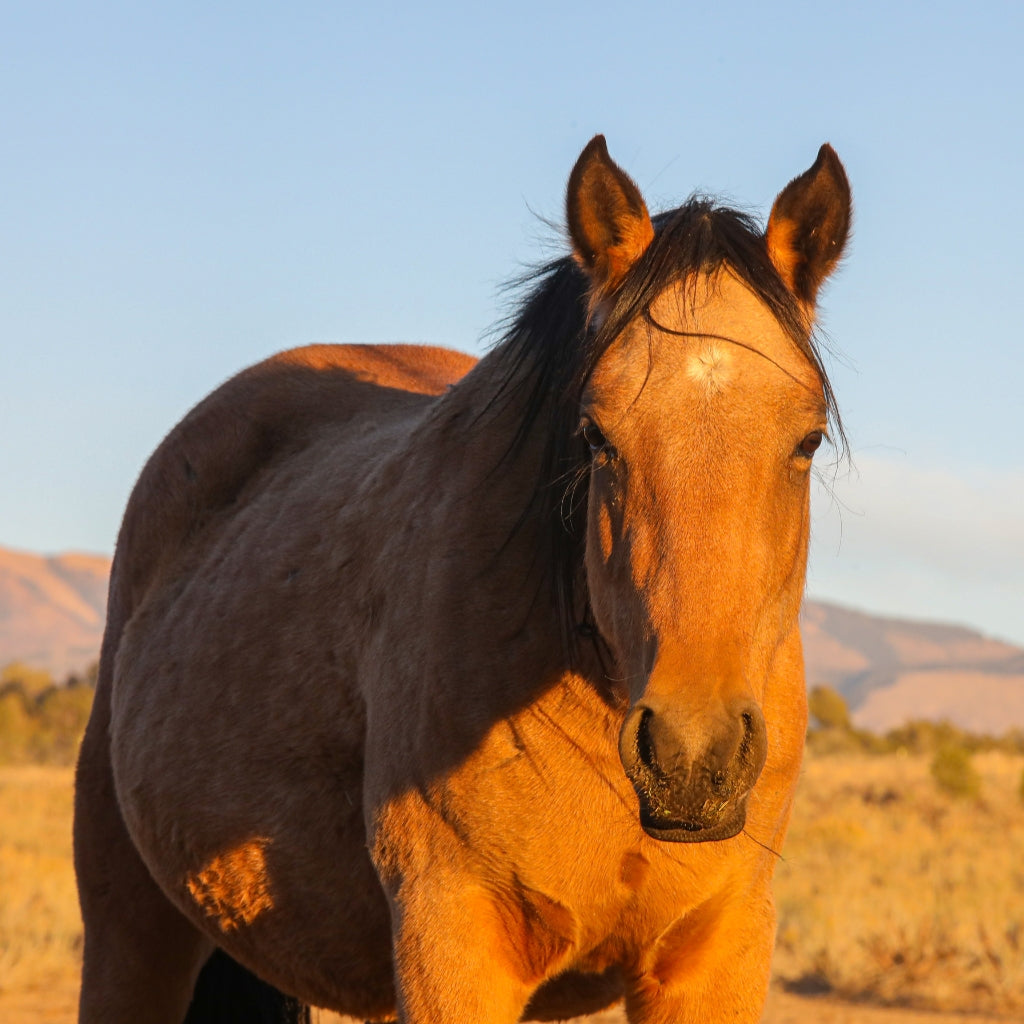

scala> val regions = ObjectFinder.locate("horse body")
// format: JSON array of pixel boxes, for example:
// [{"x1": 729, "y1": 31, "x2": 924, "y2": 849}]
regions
[{"x1": 75, "y1": 138, "x2": 850, "y2": 1024}]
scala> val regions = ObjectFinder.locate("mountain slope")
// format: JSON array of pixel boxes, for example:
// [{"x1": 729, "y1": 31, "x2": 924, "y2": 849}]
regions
[
  {"x1": 0, "y1": 549, "x2": 110, "y2": 678},
  {"x1": 800, "y1": 601, "x2": 1024, "y2": 734}
]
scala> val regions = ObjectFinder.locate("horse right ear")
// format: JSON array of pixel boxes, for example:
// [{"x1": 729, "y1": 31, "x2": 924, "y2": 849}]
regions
[{"x1": 567, "y1": 136, "x2": 654, "y2": 302}]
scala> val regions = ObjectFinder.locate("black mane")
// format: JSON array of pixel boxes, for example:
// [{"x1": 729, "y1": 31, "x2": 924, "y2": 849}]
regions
[{"x1": 489, "y1": 197, "x2": 843, "y2": 665}]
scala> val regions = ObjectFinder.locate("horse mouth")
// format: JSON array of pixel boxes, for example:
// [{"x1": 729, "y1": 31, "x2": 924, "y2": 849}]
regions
[{"x1": 638, "y1": 805, "x2": 747, "y2": 844}]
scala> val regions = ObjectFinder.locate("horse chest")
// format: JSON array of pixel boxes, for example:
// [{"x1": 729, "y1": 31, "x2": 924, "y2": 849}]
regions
[{"x1": 375, "y1": 709, "x2": 743, "y2": 967}]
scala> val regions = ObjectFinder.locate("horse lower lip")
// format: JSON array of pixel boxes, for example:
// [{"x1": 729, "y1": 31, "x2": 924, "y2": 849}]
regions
[
  {"x1": 640, "y1": 810, "x2": 704, "y2": 832},
  {"x1": 638, "y1": 803, "x2": 748, "y2": 843}
]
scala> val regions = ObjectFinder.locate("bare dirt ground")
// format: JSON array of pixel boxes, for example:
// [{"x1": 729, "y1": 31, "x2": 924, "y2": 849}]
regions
[{"x1": 581, "y1": 990, "x2": 1018, "y2": 1024}]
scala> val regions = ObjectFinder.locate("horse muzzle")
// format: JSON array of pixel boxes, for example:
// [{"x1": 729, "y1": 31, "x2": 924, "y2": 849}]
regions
[{"x1": 618, "y1": 699, "x2": 768, "y2": 843}]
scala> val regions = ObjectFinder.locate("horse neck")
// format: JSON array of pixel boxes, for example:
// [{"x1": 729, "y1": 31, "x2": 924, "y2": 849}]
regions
[
  {"x1": 428, "y1": 340, "x2": 558, "y2": 569},
  {"x1": 384, "y1": 339, "x2": 582, "y2": 683},
  {"x1": 353, "y1": 342, "x2": 621, "y2": 802}
]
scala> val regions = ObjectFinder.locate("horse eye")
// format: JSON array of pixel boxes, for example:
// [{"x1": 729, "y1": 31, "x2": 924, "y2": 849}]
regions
[
  {"x1": 797, "y1": 431, "x2": 824, "y2": 458},
  {"x1": 580, "y1": 419, "x2": 608, "y2": 453}
]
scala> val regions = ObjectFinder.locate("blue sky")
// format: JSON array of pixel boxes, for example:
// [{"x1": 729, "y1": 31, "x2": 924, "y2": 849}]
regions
[{"x1": 2, "y1": 2, "x2": 1022, "y2": 643}]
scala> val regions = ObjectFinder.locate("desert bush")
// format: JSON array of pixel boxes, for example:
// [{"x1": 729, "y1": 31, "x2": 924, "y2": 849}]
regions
[
  {"x1": 806, "y1": 723, "x2": 890, "y2": 756},
  {"x1": 31, "y1": 686, "x2": 95, "y2": 764},
  {"x1": 884, "y1": 718, "x2": 971, "y2": 756},
  {"x1": 0, "y1": 687, "x2": 34, "y2": 762},
  {"x1": 0, "y1": 673, "x2": 94, "y2": 766},
  {"x1": 805, "y1": 726, "x2": 859, "y2": 755},
  {"x1": 774, "y1": 749, "x2": 1024, "y2": 1016},
  {"x1": 1003, "y1": 728, "x2": 1024, "y2": 755},
  {"x1": 807, "y1": 684, "x2": 851, "y2": 731},
  {"x1": 930, "y1": 743, "x2": 981, "y2": 799},
  {"x1": 1, "y1": 661, "x2": 55, "y2": 699},
  {"x1": 65, "y1": 659, "x2": 100, "y2": 690}
]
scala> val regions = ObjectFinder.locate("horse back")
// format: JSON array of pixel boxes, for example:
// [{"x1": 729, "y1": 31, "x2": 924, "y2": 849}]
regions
[{"x1": 109, "y1": 343, "x2": 476, "y2": 629}]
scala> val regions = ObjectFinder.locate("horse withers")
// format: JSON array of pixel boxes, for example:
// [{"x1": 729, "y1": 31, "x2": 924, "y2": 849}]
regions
[{"x1": 74, "y1": 136, "x2": 850, "y2": 1024}]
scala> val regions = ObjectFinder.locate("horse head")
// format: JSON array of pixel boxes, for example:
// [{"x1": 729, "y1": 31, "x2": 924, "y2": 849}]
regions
[{"x1": 568, "y1": 136, "x2": 850, "y2": 842}]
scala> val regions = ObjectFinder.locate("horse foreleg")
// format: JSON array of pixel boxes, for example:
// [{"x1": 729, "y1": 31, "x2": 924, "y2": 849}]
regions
[
  {"x1": 624, "y1": 887, "x2": 776, "y2": 1024},
  {"x1": 388, "y1": 877, "x2": 553, "y2": 1024},
  {"x1": 75, "y1": 712, "x2": 213, "y2": 1024}
]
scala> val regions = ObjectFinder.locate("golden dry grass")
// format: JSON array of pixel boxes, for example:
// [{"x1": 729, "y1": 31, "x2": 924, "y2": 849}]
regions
[
  {"x1": 1, "y1": 753, "x2": 1020, "y2": 1023},
  {"x1": 0, "y1": 766, "x2": 81, "y2": 1010},
  {"x1": 773, "y1": 750, "x2": 1024, "y2": 1016}
]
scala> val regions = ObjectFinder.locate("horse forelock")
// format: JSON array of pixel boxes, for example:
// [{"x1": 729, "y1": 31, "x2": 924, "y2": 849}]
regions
[{"x1": 486, "y1": 197, "x2": 845, "y2": 667}]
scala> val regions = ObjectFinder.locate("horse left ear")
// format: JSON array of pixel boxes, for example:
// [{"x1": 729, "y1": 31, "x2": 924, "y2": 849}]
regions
[
  {"x1": 567, "y1": 135, "x2": 655, "y2": 300},
  {"x1": 766, "y1": 144, "x2": 851, "y2": 306}
]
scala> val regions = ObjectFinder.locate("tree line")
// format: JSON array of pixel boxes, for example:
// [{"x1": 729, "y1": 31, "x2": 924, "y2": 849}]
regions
[
  {"x1": 808, "y1": 683, "x2": 1024, "y2": 801},
  {"x1": 0, "y1": 660, "x2": 97, "y2": 765}
]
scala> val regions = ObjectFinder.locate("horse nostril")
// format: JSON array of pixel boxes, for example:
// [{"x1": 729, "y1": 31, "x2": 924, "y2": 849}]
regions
[
  {"x1": 739, "y1": 710, "x2": 756, "y2": 754},
  {"x1": 737, "y1": 703, "x2": 768, "y2": 778},
  {"x1": 635, "y1": 708, "x2": 657, "y2": 771}
]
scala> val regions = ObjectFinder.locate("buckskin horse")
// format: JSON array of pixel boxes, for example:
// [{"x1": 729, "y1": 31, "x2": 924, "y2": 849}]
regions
[{"x1": 74, "y1": 136, "x2": 851, "y2": 1023}]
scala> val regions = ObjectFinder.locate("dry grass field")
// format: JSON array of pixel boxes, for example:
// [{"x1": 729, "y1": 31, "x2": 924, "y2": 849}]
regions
[
  {"x1": 0, "y1": 766, "x2": 81, "y2": 1023},
  {"x1": 773, "y1": 751, "x2": 1024, "y2": 1017},
  {"x1": 1, "y1": 752, "x2": 1021, "y2": 1024}
]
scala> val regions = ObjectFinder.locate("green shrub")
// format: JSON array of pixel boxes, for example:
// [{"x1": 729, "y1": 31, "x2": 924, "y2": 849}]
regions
[
  {"x1": 930, "y1": 743, "x2": 981, "y2": 799},
  {"x1": 32, "y1": 685, "x2": 95, "y2": 764},
  {"x1": 0, "y1": 676, "x2": 95, "y2": 765},
  {"x1": 1, "y1": 661, "x2": 54, "y2": 699},
  {"x1": 886, "y1": 718, "x2": 973, "y2": 756},
  {"x1": 0, "y1": 685, "x2": 34, "y2": 762},
  {"x1": 808, "y1": 685, "x2": 851, "y2": 731}
]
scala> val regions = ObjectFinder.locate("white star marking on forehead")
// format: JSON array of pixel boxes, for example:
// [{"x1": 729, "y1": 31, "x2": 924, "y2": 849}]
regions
[{"x1": 686, "y1": 344, "x2": 731, "y2": 391}]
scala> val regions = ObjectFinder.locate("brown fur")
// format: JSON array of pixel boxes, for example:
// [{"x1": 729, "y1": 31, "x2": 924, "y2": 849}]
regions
[
  {"x1": 74, "y1": 140, "x2": 850, "y2": 1024},
  {"x1": 766, "y1": 143, "x2": 851, "y2": 306}
]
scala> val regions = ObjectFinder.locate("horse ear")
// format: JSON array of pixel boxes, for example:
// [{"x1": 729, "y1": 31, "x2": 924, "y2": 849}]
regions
[
  {"x1": 766, "y1": 144, "x2": 851, "y2": 306},
  {"x1": 567, "y1": 135, "x2": 654, "y2": 298}
]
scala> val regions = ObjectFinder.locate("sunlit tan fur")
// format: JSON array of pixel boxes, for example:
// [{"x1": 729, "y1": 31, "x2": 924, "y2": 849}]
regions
[{"x1": 74, "y1": 143, "x2": 848, "y2": 1024}]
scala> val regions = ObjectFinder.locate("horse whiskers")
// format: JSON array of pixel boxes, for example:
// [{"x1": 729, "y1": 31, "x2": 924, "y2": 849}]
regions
[
  {"x1": 811, "y1": 461, "x2": 859, "y2": 555},
  {"x1": 740, "y1": 827, "x2": 783, "y2": 859}
]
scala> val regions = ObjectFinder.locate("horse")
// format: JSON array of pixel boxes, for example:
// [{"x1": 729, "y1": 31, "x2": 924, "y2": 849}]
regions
[{"x1": 74, "y1": 135, "x2": 850, "y2": 1024}]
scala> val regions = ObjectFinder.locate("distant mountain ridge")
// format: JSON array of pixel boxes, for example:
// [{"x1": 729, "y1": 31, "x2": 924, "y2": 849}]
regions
[
  {"x1": 0, "y1": 547, "x2": 110, "y2": 678},
  {"x1": 2, "y1": 545, "x2": 1022, "y2": 733},
  {"x1": 800, "y1": 601, "x2": 1024, "y2": 734}
]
